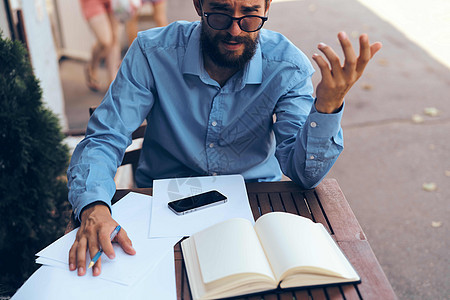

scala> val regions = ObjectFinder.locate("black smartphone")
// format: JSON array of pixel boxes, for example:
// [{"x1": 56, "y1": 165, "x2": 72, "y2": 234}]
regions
[{"x1": 167, "y1": 190, "x2": 227, "y2": 215}]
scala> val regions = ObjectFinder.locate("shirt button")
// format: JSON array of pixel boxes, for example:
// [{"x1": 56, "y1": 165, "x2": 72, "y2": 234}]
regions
[
  {"x1": 310, "y1": 155, "x2": 315, "y2": 160},
  {"x1": 310, "y1": 122, "x2": 317, "y2": 128},
  {"x1": 209, "y1": 143, "x2": 214, "y2": 148},
  {"x1": 212, "y1": 121, "x2": 217, "y2": 127}
]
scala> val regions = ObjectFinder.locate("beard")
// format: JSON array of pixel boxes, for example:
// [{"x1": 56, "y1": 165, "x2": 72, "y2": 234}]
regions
[{"x1": 200, "y1": 23, "x2": 259, "y2": 70}]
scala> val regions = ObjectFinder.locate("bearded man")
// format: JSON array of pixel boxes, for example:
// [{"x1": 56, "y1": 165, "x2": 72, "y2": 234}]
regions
[{"x1": 67, "y1": 0, "x2": 382, "y2": 276}]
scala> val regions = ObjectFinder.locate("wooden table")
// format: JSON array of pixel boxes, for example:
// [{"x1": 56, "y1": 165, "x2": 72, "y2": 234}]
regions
[{"x1": 67, "y1": 179, "x2": 396, "y2": 299}]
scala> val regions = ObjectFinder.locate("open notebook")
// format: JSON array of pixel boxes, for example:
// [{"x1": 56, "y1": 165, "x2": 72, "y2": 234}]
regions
[{"x1": 182, "y1": 212, "x2": 360, "y2": 300}]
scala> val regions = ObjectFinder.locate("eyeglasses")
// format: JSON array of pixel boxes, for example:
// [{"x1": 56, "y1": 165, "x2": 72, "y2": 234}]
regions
[{"x1": 203, "y1": 12, "x2": 268, "y2": 32}]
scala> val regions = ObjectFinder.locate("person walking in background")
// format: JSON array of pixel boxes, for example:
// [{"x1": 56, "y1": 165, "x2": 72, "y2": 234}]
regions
[
  {"x1": 126, "y1": 0, "x2": 168, "y2": 47},
  {"x1": 80, "y1": 0, "x2": 121, "y2": 92}
]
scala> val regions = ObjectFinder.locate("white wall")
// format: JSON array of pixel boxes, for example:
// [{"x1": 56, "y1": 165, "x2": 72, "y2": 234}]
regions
[
  {"x1": 55, "y1": 0, "x2": 96, "y2": 60},
  {"x1": 0, "y1": 0, "x2": 11, "y2": 38},
  {"x1": 22, "y1": 0, "x2": 67, "y2": 130}
]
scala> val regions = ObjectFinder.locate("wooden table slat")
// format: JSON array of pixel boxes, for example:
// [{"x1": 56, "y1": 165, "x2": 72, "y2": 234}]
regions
[
  {"x1": 279, "y1": 291, "x2": 294, "y2": 300},
  {"x1": 279, "y1": 192, "x2": 298, "y2": 215},
  {"x1": 340, "y1": 284, "x2": 362, "y2": 300},
  {"x1": 309, "y1": 288, "x2": 327, "y2": 299},
  {"x1": 248, "y1": 193, "x2": 262, "y2": 220},
  {"x1": 257, "y1": 193, "x2": 273, "y2": 215},
  {"x1": 268, "y1": 192, "x2": 285, "y2": 212},
  {"x1": 294, "y1": 289, "x2": 310, "y2": 300},
  {"x1": 245, "y1": 181, "x2": 304, "y2": 193},
  {"x1": 175, "y1": 258, "x2": 183, "y2": 300},
  {"x1": 182, "y1": 259, "x2": 192, "y2": 299},
  {"x1": 291, "y1": 192, "x2": 313, "y2": 220},
  {"x1": 261, "y1": 293, "x2": 279, "y2": 300},
  {"x1": 325, "y1": 286, "x2": 344, "y2": 300},
  {"x1": 304, "y1": 190, "x2": 332, "y2": 235}
]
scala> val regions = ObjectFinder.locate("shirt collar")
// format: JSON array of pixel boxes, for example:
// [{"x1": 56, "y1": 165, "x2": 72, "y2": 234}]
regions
[
  {"x1": 182, "y1": 22, "x2": 203, "y2": 77},
  {"x1": 182, "y1": 22, "x2": 263, "y2": 86},
  {"x1": 244, "y1": 41, "x2": 262, "y2": 85}
]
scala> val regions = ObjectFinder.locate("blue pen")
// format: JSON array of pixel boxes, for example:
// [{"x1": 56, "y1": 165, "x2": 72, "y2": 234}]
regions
[{"x1": 88, "y1": 225, "x2": 121, "y2": 269}]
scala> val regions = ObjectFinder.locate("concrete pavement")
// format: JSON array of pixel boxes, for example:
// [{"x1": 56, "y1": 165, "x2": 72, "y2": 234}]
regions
[{"x1": 61, "y1": 0, "x2": 450, "y2": 299}]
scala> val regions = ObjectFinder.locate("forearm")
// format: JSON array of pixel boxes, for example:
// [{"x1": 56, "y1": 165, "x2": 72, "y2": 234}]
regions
[
  {"x1": 68, "y1": 113, "x2": 132, "y2": 221},
  {"x1": 276, "y1": 102, "x2": 344, "y2": 189},
  {"x1": 67, "y1": 143, "x2": 120, "y2": 221}
]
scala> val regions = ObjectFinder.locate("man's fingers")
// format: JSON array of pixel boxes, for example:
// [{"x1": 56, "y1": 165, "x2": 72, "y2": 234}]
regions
[
  {"x1": 87, "y1": 230, "x2": 106, "y2": 275},
  {"x1": 338, "y1": 32, "x2": 357, "y2": 72},
  {"x1": 317, "y1": 42, "x2": 344, "y2": 77},
  {"x1": 115, "y1": 228, "x2": 136, "y2": 255},
  {"x1": 98, "y1": 227, "x2": 116, "y2": 259},
  {"x1": 312, "y1": 53, "x2": 332, "y2": 82},
  {"x1": 370, "y1": 42, "x2": 383, "y2": 59},
  {"x1": 76, "y1": 238, "x2": 88, "y2": 276},
  {"x1": 68, "y1": 241, "x2": 78, "y2": 271},
  {"x1": 87, "y1": 234, "x2": 101, "y2": 260},
  {"x1": 93, "y1": 257, "x2": 102, "y2": 276},
  {"x1": 355, "y1": 34, "x2": 370, "y2": 73},
  {"x1": 356, "y1": 34, "x2": 383, "y2": 73}
]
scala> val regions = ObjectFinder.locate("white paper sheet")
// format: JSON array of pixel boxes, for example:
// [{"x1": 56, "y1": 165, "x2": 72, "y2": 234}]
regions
[
  {"x1": 36, "y1": 192, "x2": 179, "y2": 286},
  {"x1": 127, "y1": 249, "x2": 177, "y2": 300},
  {"x1": 13, "y1": 249, "x2": 177, "y2": 300},
  {"x1": 35, "y1": 257, "x2": 66, "y2": 268},
  {"x1": 37, "y1": 236, "x2": 176, "y2": 285},
  {"x1": 149, "y1": 174, "x2": 255, "y2": 238}
]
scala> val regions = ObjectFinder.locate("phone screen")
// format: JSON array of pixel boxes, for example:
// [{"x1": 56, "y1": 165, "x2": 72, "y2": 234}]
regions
[{"x1": 167, "y1": 190, "x2": 227, "y2": 215}]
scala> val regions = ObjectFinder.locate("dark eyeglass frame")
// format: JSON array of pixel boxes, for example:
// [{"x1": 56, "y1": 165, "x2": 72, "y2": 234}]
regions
[{"x1": 203, "y1": 12, "x2": 268, "y2": 32}]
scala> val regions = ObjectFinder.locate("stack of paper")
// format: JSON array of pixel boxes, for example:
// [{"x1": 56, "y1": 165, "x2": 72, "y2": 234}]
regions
[
  {"x1": 12, "y1": 174, "x2": 255, "y2": 300},
  {"x1": 12, "y1": 192, "x2": 181, "y2": 300},
  {"x1": 13, "y1": 251, "x2": 176, "y2": 299}
]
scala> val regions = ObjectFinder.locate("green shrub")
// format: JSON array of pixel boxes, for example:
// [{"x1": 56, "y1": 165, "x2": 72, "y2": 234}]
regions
[{"x1": 0, "y1": 32, "x2": 71, "y2": 295}]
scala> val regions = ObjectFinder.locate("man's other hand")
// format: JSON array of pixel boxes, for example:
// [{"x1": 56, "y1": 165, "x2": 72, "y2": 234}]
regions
[
  {"x1": 312, "y1": 32, "x2": 382, "y2": 114},
  {"x1": 68, "y1": 204, "x2": 136, "y2": 276}
]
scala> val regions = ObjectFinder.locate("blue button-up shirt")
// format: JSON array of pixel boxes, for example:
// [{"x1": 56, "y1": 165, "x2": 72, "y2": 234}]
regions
[{"x1": 68, "y1": 21, "x2": 344, "y2": 220}]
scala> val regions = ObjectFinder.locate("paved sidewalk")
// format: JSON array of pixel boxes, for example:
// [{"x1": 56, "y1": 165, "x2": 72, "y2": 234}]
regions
[{"x1": 61, "y1": 1, "x2": 450, "y2": 299}]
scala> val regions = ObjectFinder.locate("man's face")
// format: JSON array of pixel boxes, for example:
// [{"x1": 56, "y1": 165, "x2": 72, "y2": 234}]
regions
[{"x1": 198, "y1": 0, "x2": 268, "y2": 69}]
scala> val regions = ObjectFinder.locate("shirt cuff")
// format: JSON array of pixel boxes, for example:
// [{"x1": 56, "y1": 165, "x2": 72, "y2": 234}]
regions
[
  {"x1": 306, "y1": 99, "x2": 344, "y2": 138},
  {"x1": 73, "y1": 189, "x2": 112, "y2": 221}
]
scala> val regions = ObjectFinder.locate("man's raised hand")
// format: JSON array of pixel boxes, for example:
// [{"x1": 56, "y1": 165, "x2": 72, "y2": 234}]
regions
[{"x1": 312, "y1": 32, "x2": 382, "y2": 114}]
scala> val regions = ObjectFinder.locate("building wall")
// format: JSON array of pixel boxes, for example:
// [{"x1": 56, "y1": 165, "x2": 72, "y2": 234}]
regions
[
  {"x1": 0, "y1": 0, "x2": 11, "y2": 38},
  {"x1": 54, "y1": 0, "x2": 96, "y2": 60},
  {"x1": 22, "y1": 0, "x2": 67, "y2": 130}
]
